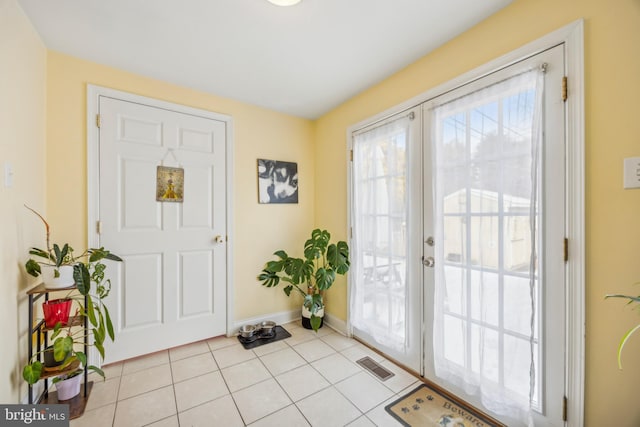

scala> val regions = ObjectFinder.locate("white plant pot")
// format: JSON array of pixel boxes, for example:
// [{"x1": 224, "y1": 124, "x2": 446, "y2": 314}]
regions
[
  {"x1": 41, "y1": 265, "x2": 75, "y2": 289},
  {"x1": 301, "y1": 305, "x2": 324, "y2": 319},
  {"x1": 55, "y1": 373, "x2": 82, "y2": 401},
  {"x1": 301, "y1": 305, "x2": 324, "y2": 329}
]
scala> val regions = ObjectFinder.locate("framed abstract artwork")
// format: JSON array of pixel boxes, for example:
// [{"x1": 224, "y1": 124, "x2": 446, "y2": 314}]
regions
[{"x1": 257, "y1": 159, "x2": 298, "y2": 204}]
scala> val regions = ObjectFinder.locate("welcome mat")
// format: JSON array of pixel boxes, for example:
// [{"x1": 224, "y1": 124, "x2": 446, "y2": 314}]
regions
[
  {"x1": 237, "y1": 325, "x2": 291, "y2": 350},
  {"x1": 385, "y1": 383, "x2": 505, "y2": 427}
]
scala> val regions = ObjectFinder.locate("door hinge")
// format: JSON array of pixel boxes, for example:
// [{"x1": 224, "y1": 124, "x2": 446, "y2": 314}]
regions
[
  {"x1": 562, "y1": 76, "x2": 568, "y2": 102},
  {"x1": 564, "y1": 237, "x2": 569, "y2": 262},
  {"x1": 349, "y1": 149, "x2": 353, "y2": 162},
  {"x1": 96, "y1": 114, "x2": 101, "y2": 128},
  {"x1": 562, "y1": 395, "x2": 568, "y2": 421},
  {"x1": 96, "y1": 220, "x2": 102, "y2": 235}
]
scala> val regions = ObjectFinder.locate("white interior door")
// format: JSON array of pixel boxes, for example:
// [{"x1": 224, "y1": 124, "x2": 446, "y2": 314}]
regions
[{"x1": 98, "y1": 95, "x2": 228, "y2": 363}]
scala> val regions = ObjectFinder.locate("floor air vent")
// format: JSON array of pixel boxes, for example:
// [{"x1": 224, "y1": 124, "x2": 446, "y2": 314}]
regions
[{"x1": 356, "y1": 356, "x2": 395, "y2": 381}]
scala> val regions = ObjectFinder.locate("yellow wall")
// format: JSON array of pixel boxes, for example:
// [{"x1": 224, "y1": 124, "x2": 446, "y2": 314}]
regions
[
  {"x1": 45, "y1": 51, "x2": 316, "y2": 322},
  {"x1": 0, "y1": 0, "x2": 47, "y2": 403},
  {"x1": 6, "y1": 0, "x2": 640, "y2": 423},
  {"x1": 315, "y1": 0, "x2": 640, "y2": 425}
]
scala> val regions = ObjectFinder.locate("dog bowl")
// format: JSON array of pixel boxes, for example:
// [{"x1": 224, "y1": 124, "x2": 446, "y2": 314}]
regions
[
  {"x1": 257, "y1": 320, "x2": 276, "y2": 334},
  {"x1": 239, "y1": 324, "x2": 257, "y2": 338}
]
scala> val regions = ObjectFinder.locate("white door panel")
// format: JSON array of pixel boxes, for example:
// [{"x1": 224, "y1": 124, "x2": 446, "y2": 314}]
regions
[
  {"x1": 98, "y1": 96, "x2": 228, "y2": 363},
  {"x1": 178, "y1": 250, "x2": 213, "y2": 318},
  {"x1": 120, "y1": 157, "x2": 162, "y2": 230},
  {"x1": 120, "y1": 253, "x2": 163, "y2": 329}
]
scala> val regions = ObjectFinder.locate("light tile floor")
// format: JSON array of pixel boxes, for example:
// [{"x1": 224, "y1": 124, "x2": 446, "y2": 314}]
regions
[{"x1": 70, "y1": 322, "x2": 420, "y2": 427}]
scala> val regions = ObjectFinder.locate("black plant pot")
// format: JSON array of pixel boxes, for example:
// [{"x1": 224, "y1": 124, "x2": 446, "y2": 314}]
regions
[
  {"x1": 302, "y1": 315, "x2": 324, "y2": 330},
  {"x1": 43, "y1": 346, "x2": 65, "y2": 368},
  {"x1": 301, "y1": 305, "x2": 325, "y2": 330}
]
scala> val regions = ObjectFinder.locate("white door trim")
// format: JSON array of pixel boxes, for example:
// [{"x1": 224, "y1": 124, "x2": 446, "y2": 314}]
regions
[
  {"x1": 86, "y1": 85, "x2": 236, "y2": 345},
  {"x1": 347, "y1": 19, "x2": 584, "y2": 425}
]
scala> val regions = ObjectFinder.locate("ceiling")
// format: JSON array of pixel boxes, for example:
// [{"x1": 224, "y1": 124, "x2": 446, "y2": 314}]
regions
[{"x1": 18, "y1": 0, "x2": 512, "y2": 119}]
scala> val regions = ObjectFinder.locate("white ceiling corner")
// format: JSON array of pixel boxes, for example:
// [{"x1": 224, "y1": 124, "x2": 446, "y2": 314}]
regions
[{"x1": 18, "y1": 0, "x2": 513, "y2": 119}]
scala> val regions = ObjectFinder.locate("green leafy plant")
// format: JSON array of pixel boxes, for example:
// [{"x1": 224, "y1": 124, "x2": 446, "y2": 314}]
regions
[
  {"x1": 257, "y1": 229, "x2": 350, "y2": 331},
  {"x1": 22, "y1": 207, "x2": 122, "y2": 385},
  {"x1": 24, "y1": 206, "x2": 77, "y2": 280},
  {"x1": 605, "y1": 285, "x2": 640, "y2": 369},
  {"x1": 51, "y1": 368, "x2": 82, "y2": 385}
]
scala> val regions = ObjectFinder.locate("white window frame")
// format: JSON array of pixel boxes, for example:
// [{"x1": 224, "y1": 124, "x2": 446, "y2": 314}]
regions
[{"x1": 347, "y1": 19, "x2": 584, "y2": 425}]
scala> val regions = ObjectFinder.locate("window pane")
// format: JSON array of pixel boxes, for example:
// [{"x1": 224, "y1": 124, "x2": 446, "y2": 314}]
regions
[
  {"x1": 443, "y1": 216, "x2": 466, "y2": 264},
  {"x1": 469, "y1": 215, "x2": 499, "y2": 269},
  {"x1": 503, "y1": 214, "x2": 531, "y2": 272},
  {"x1": 504, "y1": 334, "x2": 532, "y2": 398},
  {"x1": 444, "y1": 314, "x2": 465, "y2": 366},
  {"x1": 470, "y1": 102, "x2": 499, "y2": 156},
  {"x1": 504, "y1": 275, "x2": 533, "y2": 335},
  {"x1": 470, "y1": 270, "x2": 499, "y2": 326},
  {"x1": 444, "y1": 266, "x2": 466, "y2": 315},
  {"x1": 471, "y1": 324, "x2": 499, "y2": 382}
]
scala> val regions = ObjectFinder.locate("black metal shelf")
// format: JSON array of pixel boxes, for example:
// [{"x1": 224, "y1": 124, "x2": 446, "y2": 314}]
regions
[{"x1": 26, "y1": 283, "x2": 91, "y2": 419}]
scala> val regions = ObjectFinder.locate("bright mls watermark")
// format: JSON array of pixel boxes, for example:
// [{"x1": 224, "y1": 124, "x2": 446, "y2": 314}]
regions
[{"x1": 1, "y1": 405, "x2": 68, "y2": 426}]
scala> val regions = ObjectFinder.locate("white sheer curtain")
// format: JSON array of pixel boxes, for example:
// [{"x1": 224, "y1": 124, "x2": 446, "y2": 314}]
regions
[
  {"x1": 350, "y1": 115, "x2": 412, "y2": 351},
  {"x1": 431, "y1": 69, "x2": 544, "y2": 425}
]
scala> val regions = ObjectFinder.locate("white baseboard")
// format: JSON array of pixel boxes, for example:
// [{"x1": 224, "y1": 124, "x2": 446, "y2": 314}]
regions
[
  {"x1": 232, "y1": 309, "x2": 349, "y2": 337},
  {"x1": 323, "y1": 312, "x2": 348, "y2": 336},
  {"x1": 231, "y1": 309, "x2": 300, "y2": 335}
]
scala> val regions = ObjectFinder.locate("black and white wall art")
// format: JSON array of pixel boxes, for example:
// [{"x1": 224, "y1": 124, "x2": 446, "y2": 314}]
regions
[{"x1": 257, "y1": 159, "x2": 298, "y2": 204}]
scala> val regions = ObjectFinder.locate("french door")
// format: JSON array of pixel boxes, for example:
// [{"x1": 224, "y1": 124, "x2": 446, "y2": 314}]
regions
[
  {"x1": 351, "y1": 45, "x2": 566, "y2": 426},
  {"x1": 350, "y1": 106, "x2": 423, "y2": 371}
]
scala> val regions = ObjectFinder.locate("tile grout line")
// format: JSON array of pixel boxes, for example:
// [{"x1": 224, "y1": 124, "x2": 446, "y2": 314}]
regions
[
  {"x1": 232, "y1": 324, "x2": 319, "y2": 425},
  {"x1": 267, "y1": 328, "x2": 369, "y2": 426},
  {"x1": 168, "y1": 350, "x2": 179, "y2": 426},
  {"x1": 111, "y1": 370, "x2": 122, "y2": 427},
  {"x1": 85, "y1": 324, "x2": 406, "y2": 426},
  {"x1": 213, "y1": 344, "x2": 249, "y2": 426}
]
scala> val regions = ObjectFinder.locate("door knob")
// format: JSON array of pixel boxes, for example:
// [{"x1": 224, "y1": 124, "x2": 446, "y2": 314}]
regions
[
  {"x1": 215, "y1": 235, "x2": 225, "y2": 243},
  {"x1": 422, "y1": 256, "x2": 435, "y2": 268}
]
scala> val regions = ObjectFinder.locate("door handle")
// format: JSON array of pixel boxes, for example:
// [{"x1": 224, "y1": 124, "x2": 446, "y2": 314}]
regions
[
  {"x1": 422, "y1": 256, "x2": 435, "y2": 268},
  {"x1": 215, "y1": 235, "x2": 225, "y2": 243}
]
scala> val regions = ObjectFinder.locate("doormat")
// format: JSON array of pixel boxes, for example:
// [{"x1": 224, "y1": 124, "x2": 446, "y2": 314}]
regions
[
  {"x1": 385, "y1": 383, "x2": 505, "y2": 427},
  {"x1": 237, "y1": 325, "x2": 291, "y2": 350}
]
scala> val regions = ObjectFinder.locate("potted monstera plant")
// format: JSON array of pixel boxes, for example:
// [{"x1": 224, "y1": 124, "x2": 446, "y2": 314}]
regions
[
  {"x1": 22, "y1": 207, "x2": 122, "y2": 398},
  {"x1": 258, "y1": 229, "x2": 350, "y2": 331}
]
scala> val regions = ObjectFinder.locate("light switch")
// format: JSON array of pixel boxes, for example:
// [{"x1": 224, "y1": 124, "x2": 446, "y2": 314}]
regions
[
  {"x1": 4, "y1": 162, "x2": 13, "y2": 188},
  {"x1": 623, "y1": 157, "x2": 640, "y2": 189}
]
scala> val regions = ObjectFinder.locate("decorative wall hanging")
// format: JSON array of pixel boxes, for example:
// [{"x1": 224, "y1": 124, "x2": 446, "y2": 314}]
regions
[
  {"x1": 257, "y1": 159, "x2": 298, "y2": 204},
  {"x1": 156, "y1": 166, "x2": 184, "y2": 202}
]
